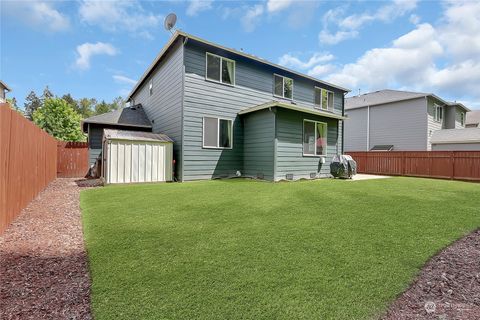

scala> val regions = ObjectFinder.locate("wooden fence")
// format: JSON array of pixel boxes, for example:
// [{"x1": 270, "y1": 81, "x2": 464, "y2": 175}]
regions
[
  {"x1": 0, "y1": 104, "x2": 58, "y2": 234},
  {"x1": 347, "y1": 151, "x2": 480, "y2": 181},
  {"x1": 57, "y1": 141, "x2": 89, "y2": 178}
]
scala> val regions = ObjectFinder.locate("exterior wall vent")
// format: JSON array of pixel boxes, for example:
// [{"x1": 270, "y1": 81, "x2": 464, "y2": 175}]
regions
[
  {"x1": 257, "y1": 172, "x2": 264, "y2": 179},
  {"x1": 310, "y1": 172, "x2": 317, "y2": 179},
  {"x1": 286, "y1": 173, "x2": 293, "y2": 180}
]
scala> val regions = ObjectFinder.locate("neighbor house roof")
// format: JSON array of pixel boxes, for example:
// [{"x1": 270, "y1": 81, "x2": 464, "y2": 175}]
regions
[
  {"x1": 82, "y1": 104, "x2": 151, "y2": 132},
  {"x1": 345, "y1": 89, "x2": 470, "y2": 111},
  {"x1": 103, "y1": 129, "x2": 173, "y2": 143},
  {"x1": 238, "y1": 100, "x2": 347, "y2": 120},
  {"x1": 466, "y1": 110, "x2": 480, "y2": 126},
  {"x1": 430, "y1": 128, "x2": 480, "y2": 144},
  {"x1": 128, "y1": 31, "x2": 350, "y2": 100},
  {"x1": 0, "y1": 80, "x2": 11, "y2": 92}
]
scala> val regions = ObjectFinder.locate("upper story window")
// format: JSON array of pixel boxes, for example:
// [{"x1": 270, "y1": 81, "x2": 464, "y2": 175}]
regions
[
  {"x1": 303, "y1": 120, "x2": 327, "y2": 156},
  {"x1": 274, "y1": 74, "x2": 293, "y2": 100},
  {"x1": 433, "y1": 104, "x2": 443, "y2": 123},
  {"x1": 460, "y1": 112, "x2": 465, "y2": 126},
  {"x1": 203, "y1": 116, "x2": 233, "y2": 149},
  {"x1": 149, "y1": 80, "x2": 153, "y2": 96},
  {"x1": 206, "y1": 53, "x2": 235, "y2": 85},
  {"x1": 315, "y1": 87, "x2": 334, "y2": 111}
]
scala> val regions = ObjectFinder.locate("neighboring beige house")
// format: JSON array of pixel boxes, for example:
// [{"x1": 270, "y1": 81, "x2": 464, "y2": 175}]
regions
[
  {"x1": 431, "y1": 128, "x2": 480, "y2": 151},
  {"x1": 466, "y1": 110, "x2": 480, "y2": 128},
  {"x1": 0, "y1": 80, "x2": 11, "y2": 103},
  {"x1": 344, "y1": 89, "x2": 470, "y2": 151}
]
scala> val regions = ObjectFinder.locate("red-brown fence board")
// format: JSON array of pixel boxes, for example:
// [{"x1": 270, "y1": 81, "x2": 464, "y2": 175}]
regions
[
  {"x1": 0, "y1": 104, "x2": 57, "y2": 234},
  {"x1": 57, "y1": 141, "x2": 89, "y2": 178},
  {"x1": 347, "y1": 151, "x2": 480, "y2": 182}
]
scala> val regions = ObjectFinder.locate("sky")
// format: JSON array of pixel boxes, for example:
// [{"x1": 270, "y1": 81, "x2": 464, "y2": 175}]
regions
[{"x1": 1, "y1": 0, "x2": 480, "y2": 110}]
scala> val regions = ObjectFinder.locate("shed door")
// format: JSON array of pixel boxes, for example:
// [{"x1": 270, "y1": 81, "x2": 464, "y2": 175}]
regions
[{"x1": 106, "y1": 140, "x2": 172, "y2": 184}]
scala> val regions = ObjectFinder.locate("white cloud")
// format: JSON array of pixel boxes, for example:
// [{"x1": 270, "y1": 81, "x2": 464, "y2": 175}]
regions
[
  {"x1": 242, "y1": 4, "x2": 264, "y2": 32},
  {"x1": 267, "y1": 0, "x2": 293, "y2": 13},
  {"x1": 4, "y1": 1, "x2": 70, "y2": 32},
  {"x1": 307, "y1": 64, "x2": 336, "y2": 78},
  {"x1": 113, "y1": 75, "x2": 137, "y2": 86},
  {"x1": 74, "y1": 42, "x2": 117, "y2": 70},
  {"x1": 319, "y1": 30, "x2": 359, "y2": 45},
  {"x1": 186, "y1": 0, "x2": 213, "y2": 16},
  {"x1": 409, "y1": 14, "x2": 420, "y2": 25},
  {"x1": 279, "y1": 52, "x2": 334, "y2": 69},
  {"x1": 320, "y1": 0, "x2": 418, "y2": 45},
  {"x1": 79, "y1": 0, "x2": 162, "y2": 38}
]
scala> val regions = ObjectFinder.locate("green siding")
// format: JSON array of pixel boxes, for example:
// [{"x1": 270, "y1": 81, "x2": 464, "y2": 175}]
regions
[
  {"x1": 243, "y1": 109, "x2": 275, "y2": 180},
  {"x1": 275, "y1": 108, "x2": 342, "y2": 181}
]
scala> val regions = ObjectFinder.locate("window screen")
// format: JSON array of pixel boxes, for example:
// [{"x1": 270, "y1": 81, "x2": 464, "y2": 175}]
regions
[
  {"x1": 303, "y1": 121, "x2": 316, "y2": 155},
  {"x1": 274, "y1": 75, "x2": 283, "y2": 97},
  {"x1": 222, "y1": 59, "x2": 234, "y2": 85},
  {"x1": 206, "y1": 54, "x2": 221, "y2": 82},
  {"x1": 219, "y1": 119, "x2": 232, "y2": 148},
  {"x1": 203, "y1": 117, "x2": 218, "y2": 148}
]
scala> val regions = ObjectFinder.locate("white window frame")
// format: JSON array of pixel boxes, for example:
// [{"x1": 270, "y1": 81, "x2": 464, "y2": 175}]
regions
[
  {"x1": 460, "y1": 112, "x2": 465, "y2": 126},
  {"x1": 433, "y1": 104, "x2": 443, "y2": 123},
  {"x1": 314, "y1": 87, "x2": 334, "y2": 111},
  {"x1": 302, "y1": 119, "x2": 328, "y2": 157},
  {"x1": 205, "y1": 52, "x2": 236, "y2": 86},
  {"x1": 202, "y1": 116, "x2": 234, "y2": 150},
  {"x1": 273, "y1": 74, "x2": 294, "y2": 100}
]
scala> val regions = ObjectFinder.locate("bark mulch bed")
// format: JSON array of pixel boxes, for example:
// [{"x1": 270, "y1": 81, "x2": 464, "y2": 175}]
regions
[
  {"x1": 0, "y1": 178, "x2": 100, "y2": 320},
  {"x1": 383, "y1": 229, "x2": 480, "y2": 320}
]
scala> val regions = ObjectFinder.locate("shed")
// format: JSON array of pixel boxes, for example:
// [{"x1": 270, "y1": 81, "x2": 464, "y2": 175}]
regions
[
  {"x1": 102, "y1": 129, "x2": 173, "y2": 184},
  {"x1": 431, "y1": 128, "x2": 480, "y2": 151}
]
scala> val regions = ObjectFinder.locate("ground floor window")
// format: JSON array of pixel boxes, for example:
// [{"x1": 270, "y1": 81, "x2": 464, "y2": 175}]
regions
[
  {"x1": 203, "y1": 117, "x2": 233, "y2": 149},
  {"x1": 303, "y1": 120, "x2": 327, "y2": 156}
]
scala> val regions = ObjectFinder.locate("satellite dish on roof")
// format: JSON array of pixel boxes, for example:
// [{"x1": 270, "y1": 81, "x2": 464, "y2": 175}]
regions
[{"x1": 164, "y1": 13, "x2": 177, "y2": 33}]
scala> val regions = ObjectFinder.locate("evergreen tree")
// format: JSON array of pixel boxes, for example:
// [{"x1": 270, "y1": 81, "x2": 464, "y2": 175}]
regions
[
  {"x1": 94, "y1": 100, "x2": 111, "y2": 115},
  {"x1": 111, "y1": 96, "x2": 126, "y2": 110},
  {"x1": 24, "y1": 91, "x2": 42, "y2": 120},
  {"x1": 77, "y1": 97, "x2": 96, "y2": 118},
  {"x1": 41, "y1": 86, "x2": 54, "y2": 102}
]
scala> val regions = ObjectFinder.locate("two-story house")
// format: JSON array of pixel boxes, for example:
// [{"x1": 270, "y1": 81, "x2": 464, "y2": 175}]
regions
[
  {"x1": 83, "y1": 31, "x2": 349, "y2": 181},
  {"x1": 344, "y1": 89, "x2": 470, "y2": 151}
]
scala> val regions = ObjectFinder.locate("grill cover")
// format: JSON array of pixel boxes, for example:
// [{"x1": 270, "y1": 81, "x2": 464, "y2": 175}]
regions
[{"x1": 330, "y1": 155, "x2": 357, "y2": 179}]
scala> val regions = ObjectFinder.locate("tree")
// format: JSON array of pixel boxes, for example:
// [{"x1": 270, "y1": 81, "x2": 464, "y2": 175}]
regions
[
  {"x1": 24, "y1": 91, "x2": 42, "y2": 120},
  {"x1": 77, "y1": 97, "x2": 96, "y2": 118},
  {"x1": 94, "y1": 100, "x2": 111, "y2": 115},
  {"x1": 111, "y1": 96, "x2": 126, "y2": 110},
  {"x1": 32, "y1": 98, "x2": 85, "y2": 141},
  {"x1": 41, "y1": 86, "x2": 54, "y2": 102}
]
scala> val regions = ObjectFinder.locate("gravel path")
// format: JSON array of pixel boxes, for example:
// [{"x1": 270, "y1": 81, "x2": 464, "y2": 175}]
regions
[
  {"x1": 0, "y1": 178, "x2": 99, "y2": 320},
  {"x1": 383, "y1": 229, "x2": 480, "y2": 320}
]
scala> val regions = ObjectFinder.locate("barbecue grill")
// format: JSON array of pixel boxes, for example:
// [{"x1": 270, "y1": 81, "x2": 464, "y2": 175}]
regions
[{"x1": 330, "y1": 155, "x2": 357, "y2": 179}]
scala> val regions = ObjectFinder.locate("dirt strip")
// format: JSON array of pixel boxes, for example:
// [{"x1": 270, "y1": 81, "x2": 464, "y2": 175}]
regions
[
  {"x1": 0, "y1": 178, "x2": 100, "y2": 320},
  {"x1": 383, "y1": 229, "x2": 480, "y2": 320}
]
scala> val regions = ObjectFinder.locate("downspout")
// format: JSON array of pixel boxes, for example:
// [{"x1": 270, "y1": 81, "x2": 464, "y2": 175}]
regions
[
  {"x1": 366, "y1": 105, "x2": 370, "y2": 151},
  {"x1": 342, "y1": 92, "x2": 347, "y2": 154},
  {"x1": 179, "y1": 36, "x2": 188, "y2": 182}
]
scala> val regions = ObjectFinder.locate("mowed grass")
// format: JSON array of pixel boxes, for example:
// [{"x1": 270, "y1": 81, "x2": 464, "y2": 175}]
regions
[{"x1": 81, "y1": 177, "x2": 480, "y2": 320}]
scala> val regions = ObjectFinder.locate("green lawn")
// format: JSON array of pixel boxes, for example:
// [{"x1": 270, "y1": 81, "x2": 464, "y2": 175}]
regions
[{"x1": 81, "y1": 177, "x2": 480, "y2": 320}]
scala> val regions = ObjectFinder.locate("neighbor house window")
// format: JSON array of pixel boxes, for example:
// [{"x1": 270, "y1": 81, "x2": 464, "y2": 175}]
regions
[
  {"x1": 149, "y1": 80, "x2": 153, "y2": 96},
  {"x1": 433, "y1": 104, "x2": 443, "y2": 122},
  {"x1": 315, "y1": 87, "x2": 334, "y2": 111},
  {"x1": 274, "y1": 74, "x2": 293, "y2": 99},
  {"x1": 203, "y1": 117, "x2": 233, "y2": 149},
  {"x1": 303, "y1": 120, "x2": 327, "y2": 156},
  {"x1": 460, "y1": 112, "x2": 465, "y2": 126},
  {"x1": 206, "y1": 53, "x2": 235, "y2": 85}
]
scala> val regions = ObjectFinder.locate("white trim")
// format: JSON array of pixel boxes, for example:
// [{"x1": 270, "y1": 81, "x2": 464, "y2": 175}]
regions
[
  {"x1": 460, "y1": 112, "x2": 465, "y2": 127},
  {"x1": 205, "y1": 52, "x2": 236, "y2": 86},
  {"x1": 273, "y1": 74, "x2": 293, "y2": 100},
  {"x1": 302, "y1": 119, "x2": 327, "y2": 157},
  {"x1": 433, "y1": 103, "x2": 443, "y2": 123},
  {"x1": 202, "y1": 116, "x2": 234, "y2": 150},
  {"x1": 314, "y1": 86, "x2": 334, "y2": 111}
]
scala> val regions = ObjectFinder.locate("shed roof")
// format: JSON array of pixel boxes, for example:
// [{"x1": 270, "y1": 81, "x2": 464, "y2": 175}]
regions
[
  {"x1": 238, "y1": 100, "x2": 347, "y2": 120},
  {"x1": 430, "y1": 128, "x2": 480, "y2": 144},
  {"x1": 82, "y1": 104, "x2": 151, "y2": 132},
  {"x1": 466, "y1": 110, "x2": 480, "y2": 126},
  {"x1": 345, "y1": 89, "x2": 470, "y2": 111},
  {"x1": 103, "y1": 129, "x2": 173, "y2": 143},
  {"x1": 128, "y1": 31, "x2": 350, "y2": 99}
]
